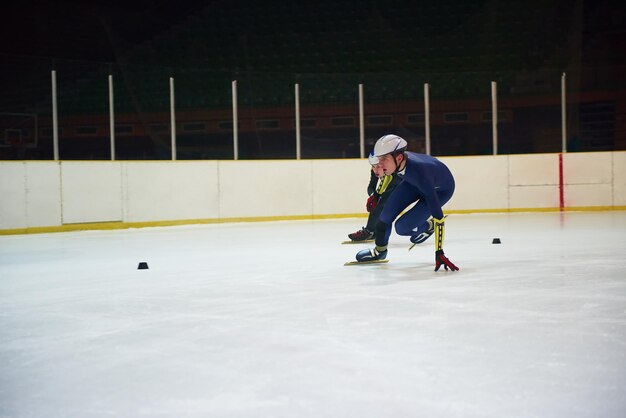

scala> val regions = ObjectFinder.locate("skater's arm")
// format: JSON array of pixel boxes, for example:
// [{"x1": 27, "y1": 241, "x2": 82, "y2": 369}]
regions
[
  {"x1": 367, "y1": 170, "x2": 378, "y2": 195},
  {"x1": 376, "y1": 175, "x2": 394, "y2": 195},
  {"x1": 433, "y1": 209, "x2": 459, "y2": 271},
  {"x1": 414, "y1": 168, "x2": 444, "y2": 220}
]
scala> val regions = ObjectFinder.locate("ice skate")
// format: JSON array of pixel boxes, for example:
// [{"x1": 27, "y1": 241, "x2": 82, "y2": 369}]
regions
[
  {"x1": 345, "y1": 247, "x2": 389, "y2": 265},
  {"x1": 347, "y1": 227, "x2": 374, "y2": 242},
  {"x1": 410, "y1": 219, "x2": 435, "y2": 244}
]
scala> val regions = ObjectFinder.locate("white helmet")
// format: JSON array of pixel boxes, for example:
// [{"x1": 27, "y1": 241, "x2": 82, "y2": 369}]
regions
[
  {"x1": 368, "y1": 150, "x2": 379, "y2": 165},
  {"x1": 373, "y1": 134, "x2": 408, "y2": 157}
]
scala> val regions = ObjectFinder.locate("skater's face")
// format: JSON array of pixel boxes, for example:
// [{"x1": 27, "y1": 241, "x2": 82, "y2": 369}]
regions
[
  {"x1": 371, "y1": 164, "x2": 383, "y2": 177},
  {"x1": 378, "y1": 153, "x2": 403, "y2": 175}
]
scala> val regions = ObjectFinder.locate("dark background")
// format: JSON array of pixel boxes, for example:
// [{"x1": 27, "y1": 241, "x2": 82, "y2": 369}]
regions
[
  {"x1": 2, "y1": 0, "x2": 624, "y2": 66},
  {"x1": 1, "y1": 0, "x2": 625, "y2": 160},
  {"x1": 1, "y1": 1, "x2": 207, "y2": 62}
]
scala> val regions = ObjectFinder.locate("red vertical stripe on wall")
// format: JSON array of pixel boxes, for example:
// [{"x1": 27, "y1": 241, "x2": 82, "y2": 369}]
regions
[{"x1": 558, "y1": 153, "x2": 564, "y2": 210}]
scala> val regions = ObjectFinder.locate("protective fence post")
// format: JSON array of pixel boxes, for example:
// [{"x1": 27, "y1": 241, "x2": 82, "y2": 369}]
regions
[
  {"x1": 295, "y1": 83, "x2": 301, "y2": 159},
  {"x1": 51, "y1": 70, "x2": 59, "y2": 161},
  {"x1": 232, "y1": 80, "x2": 239, "y2": 160},
  {"x1": 491, "y1": 81, "x2": 498, "y2": 155},
  {"x1": 424, "y1": 83, "x2": 431, "y2": 155},
  {"x1": 359, "y1": 83, "x2": 365, "y2": 158},
  {"x1": 169, "y1": 77, "x2": 177, "y2": 161},
  {"x1": 108, "y1": 75, "x2": 115, "y2": 161}
]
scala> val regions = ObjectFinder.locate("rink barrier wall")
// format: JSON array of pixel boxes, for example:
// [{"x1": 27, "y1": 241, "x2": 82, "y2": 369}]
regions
[{"x1": 1, "y1": 151, "x2": 625, "y2": 235}]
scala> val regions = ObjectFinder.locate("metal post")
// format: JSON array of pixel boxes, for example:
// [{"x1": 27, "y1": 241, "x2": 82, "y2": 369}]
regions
[
  {"x1": 295, "y1": 83, "x2": 301, "y2": 159},
  {"x1": 561, "y1": 72, "x2": 567, "y2": 153},
  {"x1": 358, "y1": 83, "x2": 365, "y2": 158},
  {"x1": 108, "y1": 75, "x2": 115, "y2": 161},
  {"x1": 51, "y1": 70, "x2": 59, "y2": 161},
  {"x1": 169, "y1": 77, "x2": 176, "y2": 161},
  {"x1": 491, "y1": 81, "x2": 498, "y2": 155},
  {"x1": 232, "y1": 80, "x2": 239, "y2": 160},
  {"x1": 424, "y1": 83, "x2": 431, "y2": 155}
]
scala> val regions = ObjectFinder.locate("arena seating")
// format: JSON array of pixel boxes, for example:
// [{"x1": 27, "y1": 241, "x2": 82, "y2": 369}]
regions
[
  {"x1": 42, "y1": 0, "x2": 579, "y2": 114},
  {"x1": 2, "y1": 0, "x2": 623, "y2": 159}
]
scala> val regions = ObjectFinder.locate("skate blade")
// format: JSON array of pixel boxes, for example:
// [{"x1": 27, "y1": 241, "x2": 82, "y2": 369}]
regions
[
  {"x1": 344, "y1": 259, "x2": 389, "y2": 266},
  {"x1": 341, "y1": 239, "x2": 374, "y2": 244}
]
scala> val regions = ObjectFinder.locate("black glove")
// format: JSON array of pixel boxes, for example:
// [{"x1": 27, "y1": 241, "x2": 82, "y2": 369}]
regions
[{"x1": 435, "y1": 250, "x2": 459, "y2": 271}]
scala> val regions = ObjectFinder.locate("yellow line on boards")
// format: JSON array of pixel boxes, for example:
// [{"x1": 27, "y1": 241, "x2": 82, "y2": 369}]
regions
[
  {"x1": 1, "y1": 207, "x2": 625, "y2": 235},
  {"x1": 0, "y1": 214, "x2": 367, "y2": 235}
]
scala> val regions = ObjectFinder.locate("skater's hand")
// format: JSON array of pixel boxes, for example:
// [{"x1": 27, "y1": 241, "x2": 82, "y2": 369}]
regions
[
  {"x1": 435, "y1": 250, "x2": 459, "y2": 271},
  {"x1": 366, "y1": 194, "x2": 380, "y2": 212}
]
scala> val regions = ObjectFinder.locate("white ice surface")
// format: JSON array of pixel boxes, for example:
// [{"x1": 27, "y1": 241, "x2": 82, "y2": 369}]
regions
[{"x1": 1, "y1": 212, "x2": 626, "y2": 417}]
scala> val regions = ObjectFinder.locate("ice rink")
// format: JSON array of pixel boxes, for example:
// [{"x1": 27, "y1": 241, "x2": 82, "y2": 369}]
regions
[{"x1": 1, "y1": 211, "x2": 626, "y2": 417}]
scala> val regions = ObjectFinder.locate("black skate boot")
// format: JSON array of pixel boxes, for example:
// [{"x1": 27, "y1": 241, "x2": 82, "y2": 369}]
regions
[{"x1": 348, "y1": 227, "x2": 374, "y2": 242}]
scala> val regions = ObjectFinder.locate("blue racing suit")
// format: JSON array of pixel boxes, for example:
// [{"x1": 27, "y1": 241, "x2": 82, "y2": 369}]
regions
[{"x1": 375, "y1": 152, "x2": 455, "y2": 247}]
